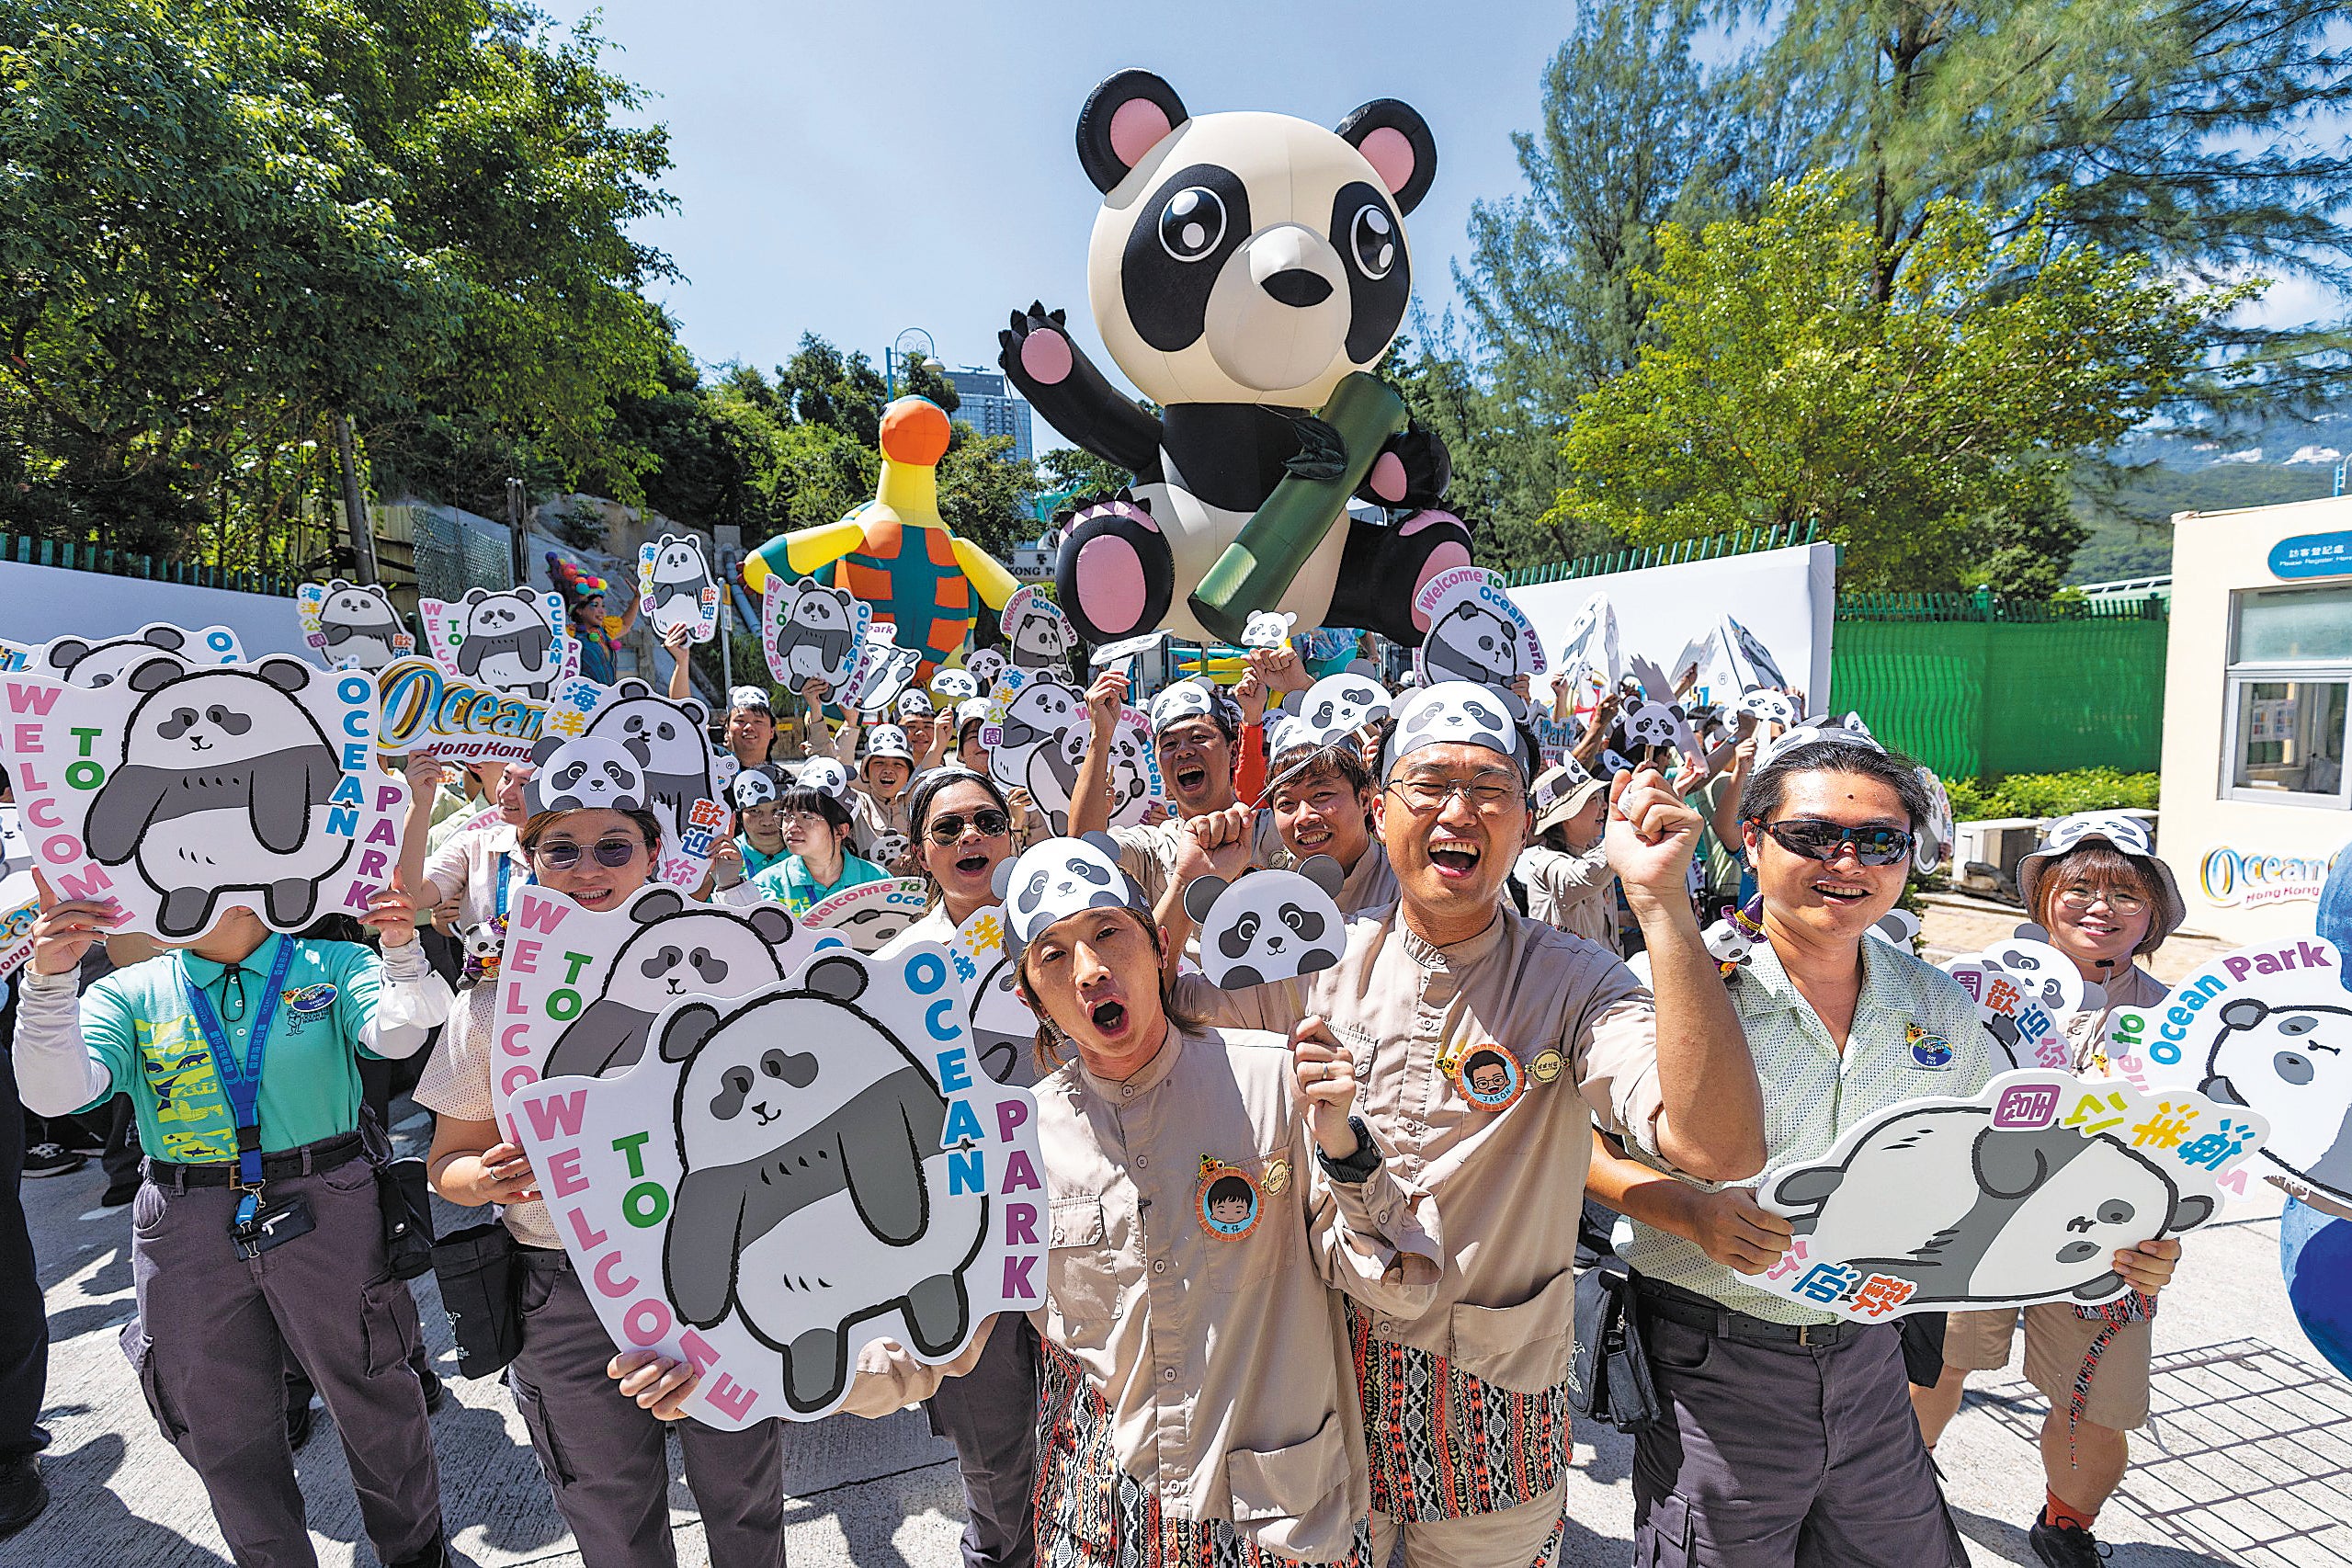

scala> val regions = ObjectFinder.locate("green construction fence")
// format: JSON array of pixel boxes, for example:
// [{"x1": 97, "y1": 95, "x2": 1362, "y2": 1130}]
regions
[{"x1": 1828, "y1": 590, "x2": 2169, "y2": 781}]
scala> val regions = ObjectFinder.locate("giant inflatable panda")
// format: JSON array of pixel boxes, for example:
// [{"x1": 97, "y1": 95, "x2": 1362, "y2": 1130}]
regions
[{"x1": 1001, "y1": 69, "x2": 1472, "y2": 648}]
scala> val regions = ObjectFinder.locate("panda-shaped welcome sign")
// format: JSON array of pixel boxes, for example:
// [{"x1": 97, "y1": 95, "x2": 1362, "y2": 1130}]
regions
[
  {"x1": 506, "y1": 939, "x2": 1047, "y2": 1423},
  {"x1": 0, "y1": 657, "x2": 408, "y2": 940}
]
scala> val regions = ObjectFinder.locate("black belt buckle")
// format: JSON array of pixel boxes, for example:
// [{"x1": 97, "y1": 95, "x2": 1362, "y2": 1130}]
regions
[{"x1": 231, "y1": 1189, "x2": 315, "y2": 1258}]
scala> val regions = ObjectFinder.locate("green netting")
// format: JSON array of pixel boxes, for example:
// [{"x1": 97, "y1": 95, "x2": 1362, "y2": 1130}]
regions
[{"x1": 1830, "y1": 609, "x2": 2169, "y2": 780}]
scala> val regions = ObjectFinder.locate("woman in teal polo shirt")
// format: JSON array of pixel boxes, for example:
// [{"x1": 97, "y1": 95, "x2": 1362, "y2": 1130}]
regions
[
  {"x1": 742, "y1": 785, "x2": 886, "y2": 915},
  {"x1": 15, "y1": 873, "x2": 453, "y2": 1568}
]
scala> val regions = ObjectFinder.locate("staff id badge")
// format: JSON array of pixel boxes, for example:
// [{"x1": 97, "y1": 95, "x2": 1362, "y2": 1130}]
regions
[
  {"x1": 1195, "y1": 1157, "x2": 1263, "y2": 1241},
  {"x1": 1449, "y1": 1043, "x2": 1526, "y2": 1113}
]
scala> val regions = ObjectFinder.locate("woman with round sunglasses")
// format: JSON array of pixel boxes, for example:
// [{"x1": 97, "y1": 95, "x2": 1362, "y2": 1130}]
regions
[
  {"x1": 415, "y1": 796, "x2": 786, "y2": 1568},
  {"x1": 1585, "y1": 732, "x2": 2181, "y2": 1568},
  {"x1": 1911, "y1": 812, "x2": 2187, "y2": 1568},
  {"x1": 610, "y1": 835, "x2": 1441, "y2": 1568}
]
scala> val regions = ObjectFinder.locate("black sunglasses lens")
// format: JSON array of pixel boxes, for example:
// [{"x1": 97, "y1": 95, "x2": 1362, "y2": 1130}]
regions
[
  {"x1": 593, "y1": 838, "x2": 640, "y2": 868},
  {"x1": 1772, "y1": 821, "x2": 1912, "y2": 865},
  {"x1": 535, "y1": 842, "x2": 577, "y2": 869},
  {"x1": 930, "y1": 810, "x2": 1010, "y2": 843}
]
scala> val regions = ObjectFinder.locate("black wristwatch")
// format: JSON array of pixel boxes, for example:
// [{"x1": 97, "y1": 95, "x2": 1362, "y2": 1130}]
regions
[{"x1": 1316, "y1": 1116, "x2": 1382, "y2": 1185}]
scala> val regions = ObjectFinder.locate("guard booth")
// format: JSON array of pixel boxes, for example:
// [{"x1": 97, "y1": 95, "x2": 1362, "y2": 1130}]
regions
[{"x1": 2157, "y1": 494, "x2": 2352, "y2": 943}]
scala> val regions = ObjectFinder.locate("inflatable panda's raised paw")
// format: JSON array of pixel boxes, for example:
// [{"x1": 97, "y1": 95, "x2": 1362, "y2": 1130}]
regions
[
  {"x1": 1328, "y1": 507, "x2": 1475, "y2": 647},
  {"x1": 1057, "y1": 495, "x2": 1174, "y2": 644},
  {"x1": 1357, "y1": 423, "x2": 1453, "y2": 511}
]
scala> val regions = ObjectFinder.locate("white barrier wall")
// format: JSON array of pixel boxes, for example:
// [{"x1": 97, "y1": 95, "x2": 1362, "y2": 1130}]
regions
[
  {"x1": 1509, "y1": 541, "x2": 1838, "y2": 710},
  {"x1": 0, "y1": 561, "x2": 308, "y2": 658}
]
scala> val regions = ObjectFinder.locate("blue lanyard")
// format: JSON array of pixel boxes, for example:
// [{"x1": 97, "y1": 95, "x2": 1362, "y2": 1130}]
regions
[
  {"x1": 494, "y1": 856, "x2": 514, "y2": 922},
  {"x1": 180, "y1": 937, "x2": 301, "y2": 1201}
]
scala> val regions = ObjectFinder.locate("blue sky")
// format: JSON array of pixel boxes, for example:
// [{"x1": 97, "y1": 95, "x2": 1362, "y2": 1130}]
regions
[{"x1": 546, "y1": 1, "x2": 2346, "y2": 410}]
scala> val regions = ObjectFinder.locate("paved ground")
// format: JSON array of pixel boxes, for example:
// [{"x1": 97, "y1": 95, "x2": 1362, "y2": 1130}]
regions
[{"x1": 9, "y1": 903, "x2": 2345, "y2": 1568}]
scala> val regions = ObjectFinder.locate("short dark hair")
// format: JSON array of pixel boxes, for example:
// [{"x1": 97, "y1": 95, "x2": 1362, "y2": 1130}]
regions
[
  {"x1": 907, "y1": 767, "x2": 1011, "y2": 843},
  {"x1": 2029, "y1": 844, "x2": 2160, "y2": 930},
  {"x1": 777, "y1": 787, "x2": 853, "y2": 834},
  {"x1": 1267, "y1": 741, "x2": 1373, "y2": 800},
  {"x1": 1738, "y1": 739, "x2": 1931, "y2": 835}
]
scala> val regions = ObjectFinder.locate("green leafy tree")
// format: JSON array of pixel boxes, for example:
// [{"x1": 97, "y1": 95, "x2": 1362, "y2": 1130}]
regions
[{"x1": 1553, "y1": 174, "x2": 2253, "y2": 587}]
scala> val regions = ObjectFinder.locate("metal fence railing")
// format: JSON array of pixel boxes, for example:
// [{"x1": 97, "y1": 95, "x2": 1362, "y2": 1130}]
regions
[
  {"x1": 1502, "y1": 519, "x2": 1823, "y2": 586},
  {"x1": 0, "y1": 530, "x2": 299, "y2": 597}
]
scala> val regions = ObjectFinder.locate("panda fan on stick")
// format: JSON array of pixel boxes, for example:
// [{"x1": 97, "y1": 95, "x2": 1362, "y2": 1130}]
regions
[{"x1": 1001, "y1": 68, "x2": 1473, "y2": 649}]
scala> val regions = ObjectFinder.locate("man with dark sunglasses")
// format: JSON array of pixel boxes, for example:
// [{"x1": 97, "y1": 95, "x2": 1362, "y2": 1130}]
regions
[{"x1": 1586, "y1": 726, "x2": 2182, "y2": 1568}]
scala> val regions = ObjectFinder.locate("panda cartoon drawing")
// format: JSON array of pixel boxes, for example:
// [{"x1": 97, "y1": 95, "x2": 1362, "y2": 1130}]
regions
[
  {"x1": 1002, "y1": 70, "x2": 1473, "y2": 648},
  {"x1": 1241, "y1": 609, "x2": 1296, "y2": 650},
  {"x1": 1382, "y1": 683, "x2": 1524, "y2": 774},
  {"x1": 1101, "y1": 721, "x2": 1155, "y2": 823},
  {"x1": 658, "y1": 954, "x2": 988, "y2": 1413},
  {"x1": 965, "y1": 650, "x2": 1007, "y2": 689},
  {"x1": 1298, "y1": 673, "x2": 1392, "y2": 744},
  {"x1": 846, "y1": 638, "x2": 922, "y2": 712},
  {"x1": 1183, "y1": 857, "x2": 1346, "y2": 989},
  {"x1": 994, "y1": 834, "x2": 1142, "y2": 955},
  {"x1": 643, "y1": 534, "x2": 715, "y2": 634},
  {"x1": 1768, "y1": 1108, "x2": 2215, "y2": 1306},
  {"x1": 795, "y1": 758, "x2": 852, "y2": 801},
  {"x1": 528, "y1": 736, "x2": 645, "y2": 814},
  {"x1": 580, "y1": 681, "x2": 722, "y2": 845},
  {"x1": 38, "y1": 624, "x2": 228, "y2": 688},
  {"x1": 1002, "y1": 592, "x2": 1074, "y2": 672},
  {"x1": 930, "y1": 669, "x2": 980, "y2": 702},
  {"x1": 2201, "y1": 997, "x2": 2352, "y2": 1206},
  {"x1": 817, "y1": 896, "x2": 922, "y2": 955},
  {"x1": 1623, "y1": 702, "x2": 1681, "y2": 753},
  {"x1": 731, "y1": 767, "x2": 782, "y2": 812},
  {"x1": 1701, "y1": 916, "x2": 1755, "y2": 968},
  {"x1": 84, "y1": 657, "x2": 350, "y2": 937},
  {"x1": 542, "y1": 890, "x2": 800, "y2": 1080},
  {"x1": 994, "y1": 678, "x2": 1082, "y2": 755},
  {"x1": 454, "y1": 588, "x2": 559, "y2": 699},
  {"x1": 1981, "y1": 937, "x2": 2097, "y2": 1020},
  {"x1": 775, "y1": 582, "x2": 860, "y2": 688},
  {"x1": 313, "y1": 581, "x2": 408, "y2": 670},
  {"x1": 1421, "y1": 599, "x2": 1525, "y2": 689},
  {"x1": 968, "y1": 950, "x2": 1039, "y2": 1088},
  {"x1": 1736, "y1": 689, "x2": 1798, "y2": 730}
]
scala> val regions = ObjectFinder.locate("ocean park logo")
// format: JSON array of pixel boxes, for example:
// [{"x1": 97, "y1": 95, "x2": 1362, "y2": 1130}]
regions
[{"x1": 2200, "y1": 844, "x2": 2343, "y2": 909}]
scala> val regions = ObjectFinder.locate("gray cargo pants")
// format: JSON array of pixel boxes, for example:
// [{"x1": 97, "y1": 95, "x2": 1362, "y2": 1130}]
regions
[
  {"x1": 510, "y1": 1249, "x2": 786, "y2": 1568},
  {"x1": 124, "y1": 1142, "x2": 444, "y2": 1568}
]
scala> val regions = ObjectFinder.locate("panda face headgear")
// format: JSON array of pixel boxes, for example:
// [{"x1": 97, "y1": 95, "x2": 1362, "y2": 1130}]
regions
[
  {"x1": 2013, "y1": 810, "x2": 2185, "y2": 952},
  {"x1": 990, "y1": 833, "x2": 1153, "y2": 960},
  {"x1": 794, "y1": 757, "x2": 853, "y2": 802},
  {"x1": 864, "y1": 724, "x2": 915, "y2": 765},
  {"x1": 1148, "y1": 676, "x2": 1238, "y2": 741},
  {"x1": 727, "y1": 686, "x2": 773, "y2": 717},
  {"x1": 729, "y1": 767, "x2": 782, "y2": 811},
  {"x1": 526, "y1": 735, "x2": 650, "y2": 816},
  {"x1": 1380, "y1": 682, "x2": 1531, "y2": 781},
  {"x1": 1757, "y1": 715, "x2": 1885, "y2": 770}
]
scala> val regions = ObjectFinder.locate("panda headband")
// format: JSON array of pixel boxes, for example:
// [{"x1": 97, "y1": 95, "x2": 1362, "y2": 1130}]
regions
[
  {"x1": 728, "y1": 686, "x2": 773, "y2": 715},
  {"x1": 1757, "y1": 715, "x2": 1884, "y2": 769},
  {"x1": 1380, "y1": 682, "x2": 1532, "y2": 779},
  {"x1": 793, "y1": 757, "x2": 853, "y2": 802},
  {"x1": 1148, "y1": 677, "x2": 1238, "y2": 738},
  {"x1": 990, "y1": 833, "x2": 1152, "y2": 960},
  {"x1": 525, "y1": 735, "x2": 652, "y2": 817}
]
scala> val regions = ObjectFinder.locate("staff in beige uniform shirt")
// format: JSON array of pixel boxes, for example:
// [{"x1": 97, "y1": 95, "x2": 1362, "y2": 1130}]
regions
[
  {"x1": 614, "y1": 835, "x2": 1443, "y2": 1568},
  {"x1": 1516, "y1": 763, "x2": 1614, "y2": 946},
  {"x1": 1259, "y1": 719, "x2": 1398, "y2": 915},
  {"x1": 1176, "y1": 681, "x2": 1765, "y2": 1568}
]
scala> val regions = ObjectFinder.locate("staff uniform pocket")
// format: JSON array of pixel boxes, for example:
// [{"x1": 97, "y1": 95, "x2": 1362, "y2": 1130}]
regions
[
  {"x1": 1046, "y1": 1197, "x2": 1117, "y2": 1332},
  {"x1": 1449, "y1": 1267, "x2": 1579, "y2": 1392}
]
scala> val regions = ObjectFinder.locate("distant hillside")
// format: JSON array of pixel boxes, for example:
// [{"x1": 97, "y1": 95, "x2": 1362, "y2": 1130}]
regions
[{"x1": 2068, "y1": 461, "x2": 2342, "y2": 581}]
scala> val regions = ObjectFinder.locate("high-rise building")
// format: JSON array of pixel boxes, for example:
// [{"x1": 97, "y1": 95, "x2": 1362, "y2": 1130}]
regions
[{"x1": 946, "y1": 368, "x2": 1034, "y2": 462}]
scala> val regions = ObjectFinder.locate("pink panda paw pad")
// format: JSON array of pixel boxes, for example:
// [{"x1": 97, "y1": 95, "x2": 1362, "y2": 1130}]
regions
[
  {"x1": 1001, "y1": 302, "x2": 1076, "y2": 387},
  {"x1": 1054, "y1": 494, "x2": 1172, "y2": 644}
]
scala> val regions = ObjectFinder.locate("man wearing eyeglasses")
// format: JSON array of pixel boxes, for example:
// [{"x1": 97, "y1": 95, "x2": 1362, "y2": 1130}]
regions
[
  {"x1": 1176, "y1": 680, "x2": 1765, "y2": 1567},
  {"x1": 1585, "y1": 730, "x2": 2183, "y2": 1568}
]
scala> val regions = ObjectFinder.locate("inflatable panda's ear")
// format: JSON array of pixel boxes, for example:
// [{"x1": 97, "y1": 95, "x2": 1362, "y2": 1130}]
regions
[
  {"x1": 1335, "y1": 98, "x2": 1437, "y2": 214},
  {"x1": 1076, "y1": 68, "x2": 1187, "y2": 193},
  {"x1": 746, "y1": 906, "x2": 796, "y2": 947},
  {"x1": 803, "y1": 953, "x2": 869, "y2": 1004},
  {"x1": 146, "y1": 626, "x2": 187, "y2": 653},
  {"x1": 1183, "y1": 875, "x2": 1229, "y2": 926},
  {"x1": 128, "y1": 656, "x2": 181, "y2": 694},
  {"x1": 256, "y1": 656, "x2": 310, "y2": 695},
  {"x1": 656, "y1": 1003, "x2": 722, "y2": 1064},
  {"x1": 1297, "y1": 854, "x2": 1345, "y2": 899},
  {"x1": 631, "y1": 888, "x2": 685, "y2": 924}
]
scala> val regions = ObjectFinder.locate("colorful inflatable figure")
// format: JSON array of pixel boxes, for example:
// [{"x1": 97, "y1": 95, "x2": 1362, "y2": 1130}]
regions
[
  {"x1": 743, "y1": 398, "x2": 1018, "y2": 680},
  {"x1": 1000, "y1": 68, "x2": 1473, "y2": 648}
]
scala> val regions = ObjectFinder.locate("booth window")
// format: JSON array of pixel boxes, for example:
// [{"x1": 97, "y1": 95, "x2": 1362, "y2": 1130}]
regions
[{"x1": 2223, "y1": 584, "x2": 2352, "y2": 809}]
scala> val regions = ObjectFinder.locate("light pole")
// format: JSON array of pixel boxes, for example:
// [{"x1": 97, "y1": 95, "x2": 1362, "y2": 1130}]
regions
[{"x1": 885, "y1": 326, "x2": 945, "y2": 401}]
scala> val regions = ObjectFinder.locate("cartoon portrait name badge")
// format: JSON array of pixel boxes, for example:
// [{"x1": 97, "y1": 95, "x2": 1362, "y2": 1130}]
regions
[
  {"x1": 487, "y1": 881, "x2": 823, "y2": 1119},
  {"x1": 541, "y1": 676, "x2": 736, "y2": 892},
  {"x1": 373, "y1": 654, "x2": 551, "y2": 766},
  {"x1": 417, "y1": 588, "x2": 579, "y2": 702},
  {"x1": 1749, "y1": 1069, "x2": 2264, "y2": 1324},
  {"x1": 638, "y1": 532, "x2": 721, "y2": 642},
  {"x1": 295, "y1": 579, "x2": 414, "y2": 672},
  {"x1": 1412, "y1": 566, "x2": 1546, "y2": 691},
  {"x1": 801, "y1": 877, "x2": 931, "y2": 955},
  {"x1": 2103, "y1": 935, "x2": 2351, "y2": 1215},
  {"x1": 506, "y1": 941, "x2": 1049, "y2": 1424},
  {"x1": 0, "y1": 660, "x2": 409, "y2": 941}
]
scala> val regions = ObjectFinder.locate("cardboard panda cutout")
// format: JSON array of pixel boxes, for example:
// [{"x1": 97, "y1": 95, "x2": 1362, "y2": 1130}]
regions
[
  {"x1": 298, "y1": 579, "x2": 411, "y2": 671},
  {"x1": 639, "y1": 532, "x2": 721, "y2": 642},
  {"x1": 765, "y1": 580, "x2": 867, "y2": 692},
  {"x1": 1002, "y1": 69, "x2": 1472, "y2": 647},
  {"x1": 37, "y1": 623, "x2": 244, "y2": 687},
  {"x1": 999, "y1": 585, "x2": 1075, "y2": 674},
  {"x1": 442, "y1": 587, "x2": 564, "y2": 699},
  {"x1": 1184, "y1": 857, "x2": 1346, "y2": 989}
]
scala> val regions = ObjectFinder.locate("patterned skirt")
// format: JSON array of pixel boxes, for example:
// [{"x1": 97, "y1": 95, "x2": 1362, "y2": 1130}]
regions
[
  {"x1": 1032, "y1": 1339, "x2": 1372, "y2": 1568},
  {"x1": 1344, "y1": 1301, "x2": 1572, "y2": 1526}
]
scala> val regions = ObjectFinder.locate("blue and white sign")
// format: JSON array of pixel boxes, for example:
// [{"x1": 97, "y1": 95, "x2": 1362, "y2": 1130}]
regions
[{"x1": 2269, "y1": 531, "x2": 2352, "y2": 580}]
